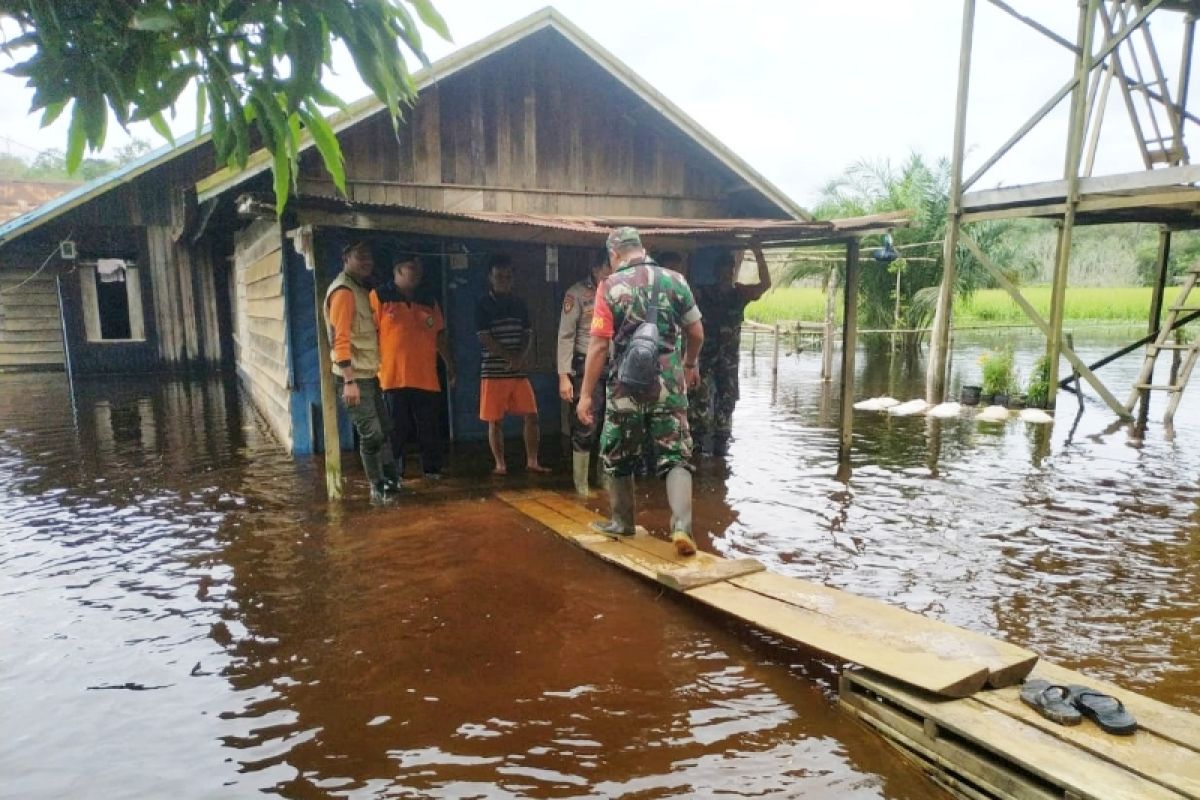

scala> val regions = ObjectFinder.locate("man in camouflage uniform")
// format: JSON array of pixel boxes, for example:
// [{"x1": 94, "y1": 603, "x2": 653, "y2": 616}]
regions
[
  {"x1": 557, "y1": 249, "x2": 612, "y2": 496},
  {"x1": 688, "y1": 242, "x2": 771, "y2": 457},
  {"x1": 577, "y1": 227, "x2": 705, "y2": 557}
]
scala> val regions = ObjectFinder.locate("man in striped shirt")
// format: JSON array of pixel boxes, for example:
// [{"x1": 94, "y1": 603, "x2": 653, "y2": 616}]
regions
[{"x1": 475, "y1": 254, "x2": 549, "y2": 475}]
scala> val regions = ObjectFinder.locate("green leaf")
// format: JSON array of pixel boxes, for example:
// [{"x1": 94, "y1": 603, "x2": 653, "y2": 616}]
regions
[
  {"x1": 270, "y1": 142, "x2": 290, "y2": 216},
  {"x1": 194, "y1": 80, "x2": 207, "y2": 135},
  {"x1": 301, "y1": 100, "x2": 345, "y2": 195},
  {"x1": 148, "y1": 111, "x2": 175, "y2": 145},
  {"x1": 130, "y1": 8, "x2": 179, "y2": 32},
  {"x1": 40, "y1": 100, "x2": 68, "y2": 128},
  {"x1": 65, "y1": 103, "x2": 86, "y2": 174},
  {"x1": 408, "y1": 0, "x2": 452, "y2": 41}
]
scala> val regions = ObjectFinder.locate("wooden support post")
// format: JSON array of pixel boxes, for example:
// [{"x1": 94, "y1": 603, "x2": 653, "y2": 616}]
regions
[
  {"x1": 1047, "y1": 0, "x2": 1100, "y2": 400},
  {"x1": 1139, "y1": 228, "x2": 1172, "y2": 430},
  {"x1": 927, "y1": 0, "x2": 976, "y2": 404},
  {"x1": 751, "y1": 328, "x2": 757, "y2": 360},
  {"x1": 771, "y1": 322, "x2": 780, "y2": 403},
  {"x1": 821, "y1": 266, "x2": 836, "y2": 382},
  {"x1": 294, "y1": 226, "x2": 343, "y2": 501},
  {"x1": 839, "y1": 240, "x2": 860, "y2": 465},
  {"x1": 961, "y1": 233, "x2": 1131, "y2": 419}
]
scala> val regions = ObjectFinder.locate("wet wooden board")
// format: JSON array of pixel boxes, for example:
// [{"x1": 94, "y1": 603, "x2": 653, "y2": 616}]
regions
[
  {"x1": 973, "y1": 682, "x2": 1200, "y2": 798},
  {"x1": 655, "y1": 557, "x2": 765, "y2": 590},
  {"x1": 1023, "y1": 661, "x2": 1200, "y2": 753},
  {"x1": 728, "y1": 571, "x2": 1037, "y2": 689},
  {"x1": 843, "y1": 670, "x2": 1190, "y2": 800},
  {"x1": 499, "y1": 490, "x2": 1025, "y2": 698}
]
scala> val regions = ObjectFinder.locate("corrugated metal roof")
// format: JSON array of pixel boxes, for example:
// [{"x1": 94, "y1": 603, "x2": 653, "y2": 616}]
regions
[
  {"x1": 0, "y1": 129, "x2": 208, "y2": 247},
  {"x1": 294, "y1": 194, "x2": 905, "y2": 246}
]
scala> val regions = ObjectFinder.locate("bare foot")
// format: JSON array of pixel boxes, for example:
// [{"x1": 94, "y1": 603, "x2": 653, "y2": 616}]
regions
[
  {"x1": 526, "y1": 463, "x2": 552, "y2": 474},
  {"x1": 492, "y1": 465, "x2": 508, "y2": 476}
]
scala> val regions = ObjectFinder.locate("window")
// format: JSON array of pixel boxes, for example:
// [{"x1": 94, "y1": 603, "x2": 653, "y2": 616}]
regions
[{"x1": 81, "y1": 263, "x2": 145, "y2": 342}]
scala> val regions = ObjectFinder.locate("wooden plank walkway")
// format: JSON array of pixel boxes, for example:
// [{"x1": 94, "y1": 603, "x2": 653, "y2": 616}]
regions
[
  {"x1": 497, "y1": 490, "x2": 1037, "y2": 698},
  {"x1": 841, "y1": 669, "x2": 1200, "y2": 800},
  {"x1": 498, "y1": 489, "x2": 1200, "y2": 800}
]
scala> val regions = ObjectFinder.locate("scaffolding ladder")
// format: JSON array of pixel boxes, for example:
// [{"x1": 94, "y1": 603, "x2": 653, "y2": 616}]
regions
[{"x1": 1127, "y1": 264, "x2": 1200, "y2": 423}]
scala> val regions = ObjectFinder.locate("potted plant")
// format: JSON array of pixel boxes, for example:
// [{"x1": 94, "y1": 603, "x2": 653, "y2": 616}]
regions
[
  {"x1": 980, "y1": 347, "x2": 1015, "y2": 406},
  {"x1": 1025, "y1": 355, "x2": 1051, "y2": 409},
  {"x1": 960, "y1": 384, "x2": 982, "y2": 406}
]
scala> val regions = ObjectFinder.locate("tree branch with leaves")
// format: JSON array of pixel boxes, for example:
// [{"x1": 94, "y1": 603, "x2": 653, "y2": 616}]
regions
[{"x1": 0, "y1": 0, "x2": 451, "y2": 211}]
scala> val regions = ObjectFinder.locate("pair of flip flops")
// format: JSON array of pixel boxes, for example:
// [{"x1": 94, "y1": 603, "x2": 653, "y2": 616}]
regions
[{"x1": 1019, "y1": 678, "x2": 1138, "y2": 735}]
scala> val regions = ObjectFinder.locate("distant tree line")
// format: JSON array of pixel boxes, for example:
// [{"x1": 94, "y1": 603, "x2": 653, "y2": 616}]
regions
[{"x1": 0, "y1": 139, "x2": 152, "y2": 183}]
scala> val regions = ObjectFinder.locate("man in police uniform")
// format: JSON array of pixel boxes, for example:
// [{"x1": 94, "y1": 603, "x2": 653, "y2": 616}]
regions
[
  {"x1": 577, "y1": 227, "x2": 705, "y2": 557},
  {"x1": 689, "y1": 242, "x2": 771, "y2": 457},
  {"x1": 557, "y1": 249, "x2": 612, "y2": 496},
  {"x1": 323, "y1": 240, "x2": 400, "y2": 505}
]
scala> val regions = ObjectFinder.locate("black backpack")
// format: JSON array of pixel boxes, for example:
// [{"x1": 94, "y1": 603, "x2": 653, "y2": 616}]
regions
[{"x1": 614, "y1": 264, "x2": 664, "y2": 402}]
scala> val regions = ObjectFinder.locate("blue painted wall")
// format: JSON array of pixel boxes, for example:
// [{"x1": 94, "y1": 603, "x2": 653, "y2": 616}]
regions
[{"x1": 285, "y1": 231, "x2": 575, "y2": 455}]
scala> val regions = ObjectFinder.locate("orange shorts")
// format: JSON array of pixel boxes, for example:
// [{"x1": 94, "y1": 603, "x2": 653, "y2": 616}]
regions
[{"x1": 479, "y1": 377, "x2": 538, "y2": 422}]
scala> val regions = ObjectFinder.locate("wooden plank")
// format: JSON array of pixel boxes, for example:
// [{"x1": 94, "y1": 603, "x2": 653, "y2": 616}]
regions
[
  {"x1": 1025, "y1": 661, "x2": 1200, "y2": 753},
  {"x1": 962, "y1": 164, "x2": 1200, "y2": 211},
  {"x1": 246, "y1": 296, "x2": 285, "y2": 321},
  {"x1": 731, "y1": 570, "x2": 1038, "y2": 689},
  {"x1": 847, "y1": 671, "x2": 1187, "y2": 800},
  {"x1": 246, "y1": 273, "x2": 284, "y2": 300},
  {"x1": 692, "y1": 581, "x2": 990, "y2": 698},
  {"x1": 0, "y1": 351, "x2": 64, "y2": 367},
  {"x1": 656, "y1": 558, "x2": 766, "y2": 591},
  {"x1": 245, "y1": 250, "x2": 283, "y2": 284},
  {"x1": 0, "y1": 328, "x2": 68, "y2": 343},
  {"x1": 1, "y1": 317, "x2": 62, "y2": 332},
  {"x1": 0, "y1": 303, "x2": 60, "y2": 320},
  {"x1": 839, "y1": 676, "x2": 1067, "y2": 800},
  {"x1": 973, "y1": 684, "x2": 1200, "y2": 797},
  {"x1": 517, "y1": 491, "x2": 1019, "y2": 698},
  {"x1": 0, "y1": 340, "x2": 64, "y2": 355}
]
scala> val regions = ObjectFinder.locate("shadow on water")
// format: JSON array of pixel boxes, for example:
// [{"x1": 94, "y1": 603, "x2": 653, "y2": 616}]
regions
[
  {"x1": 3, "y1": 324, "x2": 1199, "y2": 797},
  {"x1": 1, "y1": 372, "x2": 931, "y2": 799}
]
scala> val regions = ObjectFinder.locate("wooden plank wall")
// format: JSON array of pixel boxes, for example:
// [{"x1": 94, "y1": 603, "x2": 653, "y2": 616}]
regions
[
  {"x1": 233, "y1": 218, "x2": 292, "y2": 449},
  {"x1": 0, "y1": 268, "x2": 64, "y2": 369},
  {"x1": 299, "y1": 29, "x2": 783, "y2": 220}
]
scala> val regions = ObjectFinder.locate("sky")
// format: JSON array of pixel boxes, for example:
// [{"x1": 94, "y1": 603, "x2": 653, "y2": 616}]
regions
[{"x1": 0, "y1": 1, "x2": 1196, "y2": 208}]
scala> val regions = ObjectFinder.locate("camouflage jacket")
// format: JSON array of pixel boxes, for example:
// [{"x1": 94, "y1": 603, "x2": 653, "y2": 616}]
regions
[{"x1": 591, "y1": 258, "x2": 701, "y2": 409}]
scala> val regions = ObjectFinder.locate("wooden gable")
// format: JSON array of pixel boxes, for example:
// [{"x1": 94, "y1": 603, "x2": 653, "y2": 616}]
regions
[{"x1": 297, "y1": 28, "x2": 788, "y2": 220}]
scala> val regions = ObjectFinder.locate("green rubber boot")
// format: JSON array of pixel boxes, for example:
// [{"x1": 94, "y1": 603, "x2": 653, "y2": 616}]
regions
[{"x1": 591, "y1": 473, "x2": 635, "y2": 537}]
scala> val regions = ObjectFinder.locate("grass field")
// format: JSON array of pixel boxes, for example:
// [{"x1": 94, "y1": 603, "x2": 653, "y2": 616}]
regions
[{"x1": 745, "y1": 286, "x2": 1179, "y2": 326}]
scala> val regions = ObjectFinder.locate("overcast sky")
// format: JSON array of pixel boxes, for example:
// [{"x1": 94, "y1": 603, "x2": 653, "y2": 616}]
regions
[{"x1": 1, "y1": 1, "x2": 1196, "y2": 208}]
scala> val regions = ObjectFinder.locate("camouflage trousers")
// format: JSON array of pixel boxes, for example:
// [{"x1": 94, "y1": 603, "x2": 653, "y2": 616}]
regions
[
  {"x1": 687, "y1": 352, "x2": 739, "y2": 445},
  {"x1": 600, "y1": 402, "x2": 693, "y2": 478}
]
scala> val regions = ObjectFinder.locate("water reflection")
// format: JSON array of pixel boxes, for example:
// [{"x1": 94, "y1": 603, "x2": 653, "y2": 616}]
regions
[
  {"x1": 1, "y1": 372, "x2": 929, "y2": 798},
  {"x1": 4, "y1": 326, "x2": 1199, "y2": 797}
]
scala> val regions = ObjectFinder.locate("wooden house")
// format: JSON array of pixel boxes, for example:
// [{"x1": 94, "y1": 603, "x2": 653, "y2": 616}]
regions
[
  {"x1": 0, "y1": 133, "x2": 233, "y2": 376},
  {"x1": 196, "y1": 7, "x2": 817, "y2": 457}
]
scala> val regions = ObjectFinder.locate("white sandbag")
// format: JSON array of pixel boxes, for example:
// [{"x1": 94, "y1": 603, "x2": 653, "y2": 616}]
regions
[
  {"x1": 976, "y1": 405, "x2": 1011, "y2": 422},
  {"x1": 927, "y1": 402, "x2": 962, "y2": 418},
  {"x1": 1019, "y1": 408, "x2": 1054, "y2": 424},
  {"x1": 853, "y1": 396, "x2": 900, "y2": 411},
  {"x1": 888, "y1": 399, "x2": 930, "y2": 417}
]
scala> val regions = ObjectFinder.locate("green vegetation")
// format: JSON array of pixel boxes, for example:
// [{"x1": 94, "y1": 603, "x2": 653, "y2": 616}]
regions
[
  {"x1": 980, "y1": 347, "x2": 1016, "y2": 397},
  {"x1": 0, "y1": 140, "x2": 152, "y2": 183},
  {"x1": 1, "y1": 1, "x2": 449, "y2": 211},
  {"x1": 747, "y1": 286, "x2": 1181, "y2": 326},
  {"x1": 1025, "y1": 356, "x2": 1051, "y2": 409}
]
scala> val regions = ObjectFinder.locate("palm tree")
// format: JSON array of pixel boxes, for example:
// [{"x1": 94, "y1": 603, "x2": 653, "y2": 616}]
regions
[{"x1": 786, "y1": 154, "x2": 1015, "y2": 351}]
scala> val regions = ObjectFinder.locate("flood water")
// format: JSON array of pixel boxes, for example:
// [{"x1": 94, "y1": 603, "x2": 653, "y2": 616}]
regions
[{"x1": 2, "y1": 327, "x2": 1198, "y2": 799}]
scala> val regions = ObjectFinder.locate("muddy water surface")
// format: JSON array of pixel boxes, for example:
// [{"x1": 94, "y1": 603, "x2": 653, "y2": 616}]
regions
[{"x1": 2, "y1": 329, "x2": 1198, "y2": 798}]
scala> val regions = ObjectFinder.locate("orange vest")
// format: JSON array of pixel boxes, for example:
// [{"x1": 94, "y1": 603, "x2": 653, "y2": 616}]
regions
[{"x1": 370, "y1": 290, "x2": 445, "y2": 391}]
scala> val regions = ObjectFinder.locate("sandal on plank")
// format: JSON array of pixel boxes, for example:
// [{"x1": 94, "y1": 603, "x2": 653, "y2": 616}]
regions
[
  {"x1": 1019, "y1": 679, "x2": 1082, "y2": 726},
  {"x1": 1066, "y1": 684, "x2": 1138, "y2": 736}
]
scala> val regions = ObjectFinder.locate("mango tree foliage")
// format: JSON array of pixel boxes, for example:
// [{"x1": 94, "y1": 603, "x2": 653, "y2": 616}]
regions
[{"x1": 0, "y1": 0, "x2": 451, "y2": 210}]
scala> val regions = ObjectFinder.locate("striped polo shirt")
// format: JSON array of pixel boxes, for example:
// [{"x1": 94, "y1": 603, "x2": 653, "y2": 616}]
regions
[{"x1": 475, "y1": 291, "x2": 531, "y2": 378}]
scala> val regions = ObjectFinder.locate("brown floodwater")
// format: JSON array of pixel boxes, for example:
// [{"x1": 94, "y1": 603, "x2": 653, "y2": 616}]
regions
[{"x1": 2, "y1": 328, "x2": 1197, "y2": 799}]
